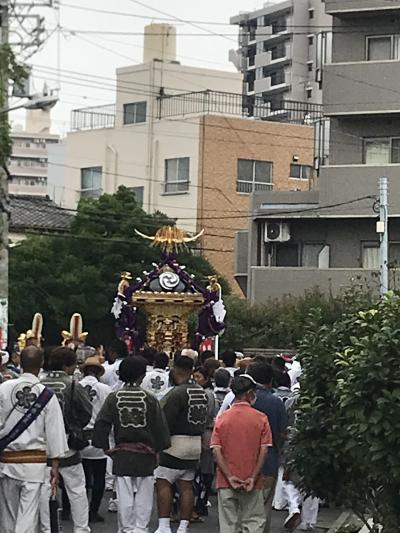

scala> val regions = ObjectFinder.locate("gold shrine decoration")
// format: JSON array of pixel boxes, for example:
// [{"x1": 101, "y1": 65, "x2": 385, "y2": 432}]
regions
[
  {"x1": 61, "y1": 313, "x2": 88, "y2": 347},
  {"x1": 134, "y1": 226, "x2": 204, "y2": 255},
  {"x1": 133, "y1": 292, "x2": 204, "y2": 355},
  {"x1": 18, "y1": 313, "x2": 43, "y2": 351}
]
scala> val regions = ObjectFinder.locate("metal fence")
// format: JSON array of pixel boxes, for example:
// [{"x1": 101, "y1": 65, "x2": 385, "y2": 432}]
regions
[
  {"x1": 71, "y1": 104, "x2": 116, "y2": 131},
  {"x1": 157, "y1": 90, "x2": 323, "y2": 126}
]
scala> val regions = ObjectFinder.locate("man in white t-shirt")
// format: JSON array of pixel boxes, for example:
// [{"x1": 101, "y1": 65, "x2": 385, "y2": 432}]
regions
[
  {"x1": 141, "y1": 352, "x2": 170, "y2": 399},
  {"x1": 80, "y1": 357, "x2": 112, "y2": 523}
]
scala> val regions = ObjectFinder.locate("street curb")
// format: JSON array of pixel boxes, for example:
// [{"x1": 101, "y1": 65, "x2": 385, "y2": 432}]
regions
[{"x1": 326, "y1": 510, "x2": 354, "y2": 533}]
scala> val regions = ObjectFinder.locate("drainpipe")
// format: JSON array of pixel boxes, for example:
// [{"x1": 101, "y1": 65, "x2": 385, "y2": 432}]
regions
[{"x1": 106, "y1": 144, "x2": 118, "y2": 193}]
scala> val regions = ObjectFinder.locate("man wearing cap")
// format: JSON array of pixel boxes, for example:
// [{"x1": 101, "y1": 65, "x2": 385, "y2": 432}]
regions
[
  {"x1": 79, "y1": 356, "x2": 112, "y2": 523},
  {"x1": 211, "y1": 374, "x2": 273, "y2": 533}
]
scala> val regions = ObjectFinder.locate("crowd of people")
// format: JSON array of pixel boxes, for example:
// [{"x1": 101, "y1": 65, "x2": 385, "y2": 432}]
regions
[{"x1": 0, "y1": 338, "x2": 318, "y2": 533}]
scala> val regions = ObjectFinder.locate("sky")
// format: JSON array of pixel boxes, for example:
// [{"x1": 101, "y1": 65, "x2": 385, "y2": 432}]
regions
[{"x1": 10, "y1": 0, "x2": 281, "y2": 135}]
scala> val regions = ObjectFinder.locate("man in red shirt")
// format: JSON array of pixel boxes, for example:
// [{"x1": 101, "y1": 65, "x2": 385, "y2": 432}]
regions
[{"x1": 211, "y1": 374, "x2": 272, "y2": 533}]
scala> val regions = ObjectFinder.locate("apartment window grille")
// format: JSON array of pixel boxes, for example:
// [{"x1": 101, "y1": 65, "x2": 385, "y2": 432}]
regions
[
  {"x1": 366, "y1": 35, "x2": 398, "y2": 61},
  {"x1": 164, "y1": 157, "x2": 190, "y2": 193},
  {"x1": 270, "y1": 69, "x2": 285, "y2": 86},
  {"x1": 123, "y1": 101, "x2": 147, "y2": 124},
  {"x1": 363, "y1": 137, "x2": 400, "y2": 164},
  {"x1": 81, "y1": 166, "x2": 102, "y2": 198},
  {"x1": 237, "y1": 159, "x2": 273, "y2": 193},
  {"x1": 290, "y1": 164, "x2": 313, "y2": 180}
]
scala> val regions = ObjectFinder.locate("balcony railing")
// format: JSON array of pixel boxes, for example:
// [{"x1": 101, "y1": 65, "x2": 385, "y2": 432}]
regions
[
  {"x1": 237, "y1": 181, "x2": 273, "y2": 193},
  {"x1": 71, "y1": 104, "x2": 116, "y2": 131},
  {"x1": 157, "y1": 90, "x2": 323, "y2": 125}
]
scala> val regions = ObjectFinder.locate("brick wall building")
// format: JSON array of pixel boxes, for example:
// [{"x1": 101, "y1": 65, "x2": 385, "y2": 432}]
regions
[{"x1": 198, "y1": 115, "x2": 315, "y2": 293}]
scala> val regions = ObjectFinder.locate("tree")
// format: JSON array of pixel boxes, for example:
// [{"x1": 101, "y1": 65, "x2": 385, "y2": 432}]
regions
[
  {"x1": 293, "y1": 289, "x2": 400, "y2": 532},
  {"x1": 9, "y1": 187, "x2": 228, "y2": 346}
]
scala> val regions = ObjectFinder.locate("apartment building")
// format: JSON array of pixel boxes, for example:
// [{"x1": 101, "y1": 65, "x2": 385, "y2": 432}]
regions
[
  {"x1": 236, "y1": 0, "x2": 400, "y2": 303},
  {"x1": 230, "y1": 0, "x2": 332, "y2": 115},
  {"x1": 48, "y1": 24, "x2": 318, "y2": 292},
  {"x1": 9, "y1": 109, "x2": 59, "y2": 196}
]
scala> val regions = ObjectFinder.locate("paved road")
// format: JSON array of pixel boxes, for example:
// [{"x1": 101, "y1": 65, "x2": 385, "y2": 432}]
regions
[{"x1": 62, "y1": 493, "x2": 343, "y2": 533}]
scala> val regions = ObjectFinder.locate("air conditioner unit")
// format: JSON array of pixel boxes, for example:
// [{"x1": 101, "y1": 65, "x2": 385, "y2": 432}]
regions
[{"x1": 264, "y1": 222, "x2": 291, "y2": 242}]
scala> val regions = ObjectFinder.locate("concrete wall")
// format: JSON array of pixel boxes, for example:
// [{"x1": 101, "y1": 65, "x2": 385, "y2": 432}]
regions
[
  {"x1": 326, "y1": 0, "x2": 400, "y2": 14},
  {"x1": 248, "y1": 267, "x2": 378, "y2": 303},
  {"x1": 319, "y1": 165, "x2": 400, "y2": 214},
  {"x1": 324, "y1": 61, "x2": 400, "y2": 115},
  {"x1": 199, "y1": 115, "x2": 315, "y2": 293}
]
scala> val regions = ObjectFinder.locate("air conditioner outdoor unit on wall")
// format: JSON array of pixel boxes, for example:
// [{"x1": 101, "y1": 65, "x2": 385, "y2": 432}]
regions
[{"x1": 264, "y1": 221, "x2": 291, "y2": 243}]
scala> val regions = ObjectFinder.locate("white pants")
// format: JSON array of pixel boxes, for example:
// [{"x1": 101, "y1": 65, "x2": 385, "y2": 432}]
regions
[
  {"x1": 285, "y1": 482, "x2": 319, "y2": 527},
  {"x1": 272, "y1": 467, "x2": 287, "y2": 510},
  {"x1": 0, "y1": 474, "x2": 42, "y2": 533},
  {"x1": 40, "y1": 463, "x2": 90, "y2": 533},
  {"x1": 116, "y1": 475, "x2": 154, "y2": 533}
]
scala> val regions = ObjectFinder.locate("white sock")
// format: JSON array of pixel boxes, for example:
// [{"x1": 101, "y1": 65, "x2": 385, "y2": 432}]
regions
[
  {"x1": 177, "y1": 519, "x2": 190, "y2": 532},
  {"x1": 158, "y1": 517, "x2": 171, "y2": 531}
]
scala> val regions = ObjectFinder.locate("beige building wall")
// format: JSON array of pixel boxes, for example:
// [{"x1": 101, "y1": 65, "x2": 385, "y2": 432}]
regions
[{"x1": 198, "y1": 115, "x2": 315, "y2": 294}]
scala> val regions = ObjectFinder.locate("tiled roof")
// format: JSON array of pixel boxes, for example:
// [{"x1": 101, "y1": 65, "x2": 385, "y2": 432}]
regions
[{"x1": 9, "y1": 195, "x2": 73, "y2": 233}]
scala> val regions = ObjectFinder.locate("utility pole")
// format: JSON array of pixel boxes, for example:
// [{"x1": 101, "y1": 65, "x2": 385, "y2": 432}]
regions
[
  {"x1": 378, "y1": 176, "x2": 389, "y2": 296},
  {"x1": 0, "y1": 0, "x2": 9, "y2": 350}
]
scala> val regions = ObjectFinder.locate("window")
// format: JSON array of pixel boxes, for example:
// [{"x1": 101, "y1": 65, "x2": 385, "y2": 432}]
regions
[
  {"x1": 306, "y1": 87, "x2": 312, "y2": 99},
  {"x1": 308, "y1": 9, "x2": 314, "y2": 19},
  {"x1": 302, "y1": 243, "x2": 330, "y2": 268},
  {"x1": 271, "y1": 17, "x2": 286, "y2": 35},
  {"x1": 123, "y1": 101, "x2": 147, "y2": 125},
  {"x1": 275, "y1": 243, "x2": 299, "y2": 267},
  {"x1": 128, "y1": 186, "x2": 144, "y2": 207},
  {"x1": 164, "y1": 157, "x2": 190, "y2": 193},
  {"x1": 308, "y1": 35, "x2": 314, "y2": 46},
  {"x1": 307, "y1": 61, "x2": 313, "y2": 72},
  {"x1": 290, "y1": 164, "x2": 313, "y2": 180},
  {"x1": 81, "y1": 166, "x2": 102, "y2": 198},
  {"x1": 270, "y1": 44, "x2": 286, "y2": 60},
  {"x1": 270, "y1": 69, "x2": 285, "y2": 86},
  {"x1": 366, "y1": 35, "x2": 398, "y2": 61},
  {"x1": 237, "y1": 159, "x2": 273, "y2": 193},
  {"x1": 362, "y1": 137, "x2": 400, "y2": 164},
  {"x1": 362, "y1": 244, "x2": 379, "y2": 269}
]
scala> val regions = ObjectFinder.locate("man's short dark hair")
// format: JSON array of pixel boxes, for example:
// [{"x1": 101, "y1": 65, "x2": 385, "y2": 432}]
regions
[
  {"x1": 154, "y1": 352, "x2": 169, "y2": 370},
  {"x1": 272, "y1": 356, "x2": 286, "y2": 372},
  {"x1": 21, "y1": 346, "x2": 44, "y2": 373},
  {"x1": 214, "y1": 368, "x2": 231, "y2": 388},
  {"x1": 199, "y1": 350, "x2": 215, "y2": 365},
  {"x1": 275, "y1": 370, "x2": 291, "y2": 389},
  {"x1": 142, "y1": 347, "x2": 157, "y2": 366},
  {"x1": 119, "y1": 355, "x2": 147, "y2": 384},
  {"x1": 49, "y1": 347, "x2": 77, "y2": 371},
  {"x1": 231, "y1": 375, "x2": 256, "y2": 396},
  {"x1": 247, "y1": 362, "x2": 274, "y2": 386},
  {"x1": 108, "y1": 339, "x2": 128, "y2": 359},
  {"x1": 174, "y1": 356, "x2": 194, "y2": 373},
  {"x1": 222, "y1": 350, "x2": 236, "y2": 368}
]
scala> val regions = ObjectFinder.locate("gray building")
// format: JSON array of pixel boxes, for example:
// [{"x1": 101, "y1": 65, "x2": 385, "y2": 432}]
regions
[
  {"x1": 230, "y1": 0, "x2": 332, "y2": 115},
  {"x1": 236, "y1": 0, "x2": 400, "y2": 303}
]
